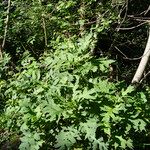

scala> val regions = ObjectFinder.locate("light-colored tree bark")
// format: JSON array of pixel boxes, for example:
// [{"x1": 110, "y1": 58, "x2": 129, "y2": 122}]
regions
[
  {"x1": 132, "y1": 23, "x2": 150, "y2": 83},
  {"x1": 0, "y1": 0, "x2": 11, "y2": 59}
]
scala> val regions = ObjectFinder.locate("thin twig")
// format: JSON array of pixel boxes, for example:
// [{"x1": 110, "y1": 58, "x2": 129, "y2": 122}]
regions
[
  {"x1": 139, "y1": 70, "x2": 150, "y2": 84},
  {"x1": 117, "y1": 1, "x2": 127, "y2": 21},
  {"x1": 114, "y1": 46, "x2": 150, "y2": 61},
  {"x1": 0, "y1": 45, "x2": 2, "y2": 59},
  {"x1": 20, "y1": 42, "x2": 27, "y2": 51},
  {"x1": 128, "y1": 15, "x2": 150, "y2": 22},
  {"x1": 114, "y1": 46, "x2": 128, "y2": 58},
  {"x1": 116, "y1": 22, "x2": 146, "y2": 30},
  {"x1": 42, "y1": 16, "x2": 48, "y2": 47},
  {"x1": 144, "y1": 5, "x2": 150, "y2": 16},
  {"x1": 117, "y1": 0, "x2": 128, "y2": 31},
  {"x1": 138, "y1": 6, "x2": 150, "y2": 16}
]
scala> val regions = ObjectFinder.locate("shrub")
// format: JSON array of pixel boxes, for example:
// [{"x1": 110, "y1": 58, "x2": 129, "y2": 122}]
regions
[{"x1": 3, "y1": 34, "x2": 150, "y2": 149}]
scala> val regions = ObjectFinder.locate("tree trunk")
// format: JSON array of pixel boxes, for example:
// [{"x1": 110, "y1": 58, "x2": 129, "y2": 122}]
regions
[
  {"x1": 132, "y1": 25, "x2": 150, "y2": 83},
  {"x1": 0, "y1": 0, "x2": 11, "y2": 59}
]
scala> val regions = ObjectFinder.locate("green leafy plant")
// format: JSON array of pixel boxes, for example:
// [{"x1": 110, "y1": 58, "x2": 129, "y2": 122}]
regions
[
  {"x1": 3, "y1": 33, "x2": 149, "y2": 149},
  {"x1": 1, "y1": 0, "x2": 150, "y2": 150}
]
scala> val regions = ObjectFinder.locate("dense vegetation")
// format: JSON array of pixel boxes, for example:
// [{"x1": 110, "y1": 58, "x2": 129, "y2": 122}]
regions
[{"x1": 0, "y1": 0, "x2": 150, "y2": 149}]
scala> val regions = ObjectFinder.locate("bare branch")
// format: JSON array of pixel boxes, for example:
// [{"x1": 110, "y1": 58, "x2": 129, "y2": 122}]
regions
[
  {"x1": 139, "y1": 70, "x2": 150, "y2": 84},
  {"x1": 117, "y1": 0, "x2": 129, "y2": 31},
  {"x1": 128, "y1": 15, "x2": 150, "y2": 22},
  {"x1": 115, "y1": 46, "x2": 148, "y2": 60},
  {"x1": 116, "y1": 22, "x2": 146, "y2": 31}
]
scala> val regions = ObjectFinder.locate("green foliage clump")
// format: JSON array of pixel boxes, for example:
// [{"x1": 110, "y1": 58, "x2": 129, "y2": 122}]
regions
[
  {"x1": 2, "y1": 33, "x2": 149, "y2": 149},
  {"x1": 0, "y1": 0, "x2": 150, "y2": 150}
]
